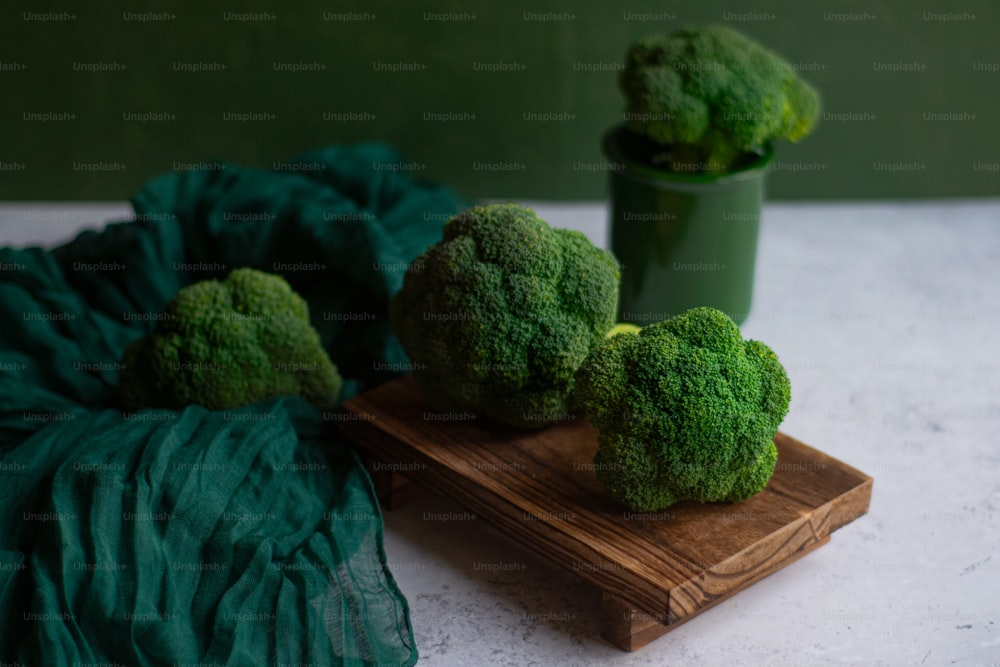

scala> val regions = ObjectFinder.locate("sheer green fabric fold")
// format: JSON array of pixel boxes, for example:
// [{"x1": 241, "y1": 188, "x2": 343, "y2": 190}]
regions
[{"x1": 0, "y1": 143, "x2": 466, "y2": 666}]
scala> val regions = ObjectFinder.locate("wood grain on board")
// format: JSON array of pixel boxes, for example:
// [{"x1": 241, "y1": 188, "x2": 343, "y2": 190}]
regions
[{"x1": 340, "y1": 375, "x2": 873, "y2": 651}]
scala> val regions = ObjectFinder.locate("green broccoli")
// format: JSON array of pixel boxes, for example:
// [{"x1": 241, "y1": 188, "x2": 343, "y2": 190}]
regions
[
  {"x1": 574, "y1": 307, "x2": 790, "y2": 511},
  {"x1": 389, "y1": 203, "x2": 620, "y2": 429},
  {"x1": 621, "y1": 25, "x2": 820, "y2": 172},
  {"x1": 607, "y1": 322, "x2": 641, "y2": 338},
  {"x1": 119, "y1": 268, "x2": 341, "y2": 411}
]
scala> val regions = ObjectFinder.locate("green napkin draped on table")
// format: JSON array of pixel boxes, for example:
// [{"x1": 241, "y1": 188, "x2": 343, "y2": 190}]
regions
[{"x1": 0, "y1": 144, "x2": 467, "y2": 666}]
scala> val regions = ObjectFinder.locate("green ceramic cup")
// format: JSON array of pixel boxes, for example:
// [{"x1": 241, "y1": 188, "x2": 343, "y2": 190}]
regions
[{"x1": 603, "y1": 125, "x2": 773, "y2": 326}]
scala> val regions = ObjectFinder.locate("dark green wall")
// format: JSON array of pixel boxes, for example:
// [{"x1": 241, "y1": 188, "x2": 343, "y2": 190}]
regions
[{"x1": 3, "y1": 0, "x2": 998, "y2": 201}]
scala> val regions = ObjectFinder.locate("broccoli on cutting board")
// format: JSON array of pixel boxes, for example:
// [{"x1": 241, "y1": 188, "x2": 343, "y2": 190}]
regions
[
  {"x1": 119, "y1": 268, "x2": 341, "y2": 411},
  {"x1": 390, "y1": 203, "x2": 620, "y2": 429},
  {"x1": 575, "y1": 307, "x2": 791, "y2": 512}
]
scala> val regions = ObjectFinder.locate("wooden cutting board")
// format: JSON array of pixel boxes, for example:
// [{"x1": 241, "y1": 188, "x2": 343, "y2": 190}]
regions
[{"x1": 339, "y1": 376, "x2": 873, "y2": 651}]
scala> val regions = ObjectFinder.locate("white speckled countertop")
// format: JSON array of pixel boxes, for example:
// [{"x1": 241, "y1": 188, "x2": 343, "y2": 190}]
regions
[{"x1": 3, "y1": 200, "x2": 998, "y2": 666}]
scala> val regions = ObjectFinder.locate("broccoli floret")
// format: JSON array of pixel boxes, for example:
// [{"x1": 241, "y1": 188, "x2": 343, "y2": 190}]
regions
[
  {"x1": 621, "y1": 25, "x2": 820, "y2": 172},
  {"x1": 389, "y1": 203, "x2": 620, "y2": 429},
  {"x1": 574, "y1": 307, "x2": 790, "y2": 511},
  {"x1": 119, "y1": 268, "x2": 341, "y2": 411}
]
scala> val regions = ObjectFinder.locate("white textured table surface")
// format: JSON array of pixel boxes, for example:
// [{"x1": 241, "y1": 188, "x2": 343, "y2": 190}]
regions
[{"x1": 2, "y1": 200, "x2": 998, "y2": 666}]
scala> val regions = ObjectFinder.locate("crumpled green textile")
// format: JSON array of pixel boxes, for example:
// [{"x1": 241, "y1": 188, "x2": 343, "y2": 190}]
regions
[{"x1": 0, "y1": 143, "x2": 466, "y2": 666}]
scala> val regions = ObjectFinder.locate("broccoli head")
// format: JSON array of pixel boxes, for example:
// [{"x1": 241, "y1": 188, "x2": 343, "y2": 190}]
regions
[
  {"x1": 389, "y1": 203, "x2": 620, "y2": 429},
  {"x1": 621, "y1": 25, "x2": 820, "y2": 172},
  {"x1": 575, "y1": 307, "x2": 790, "y2": 511},
  {"x1": 119, "y1": 268, "x2": 341, "y2": 411}
]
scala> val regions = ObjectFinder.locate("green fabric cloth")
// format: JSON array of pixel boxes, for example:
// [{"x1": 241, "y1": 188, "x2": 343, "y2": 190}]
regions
[{"x1": 0, "y1": 144, "x2": 466, "y2": 666}]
